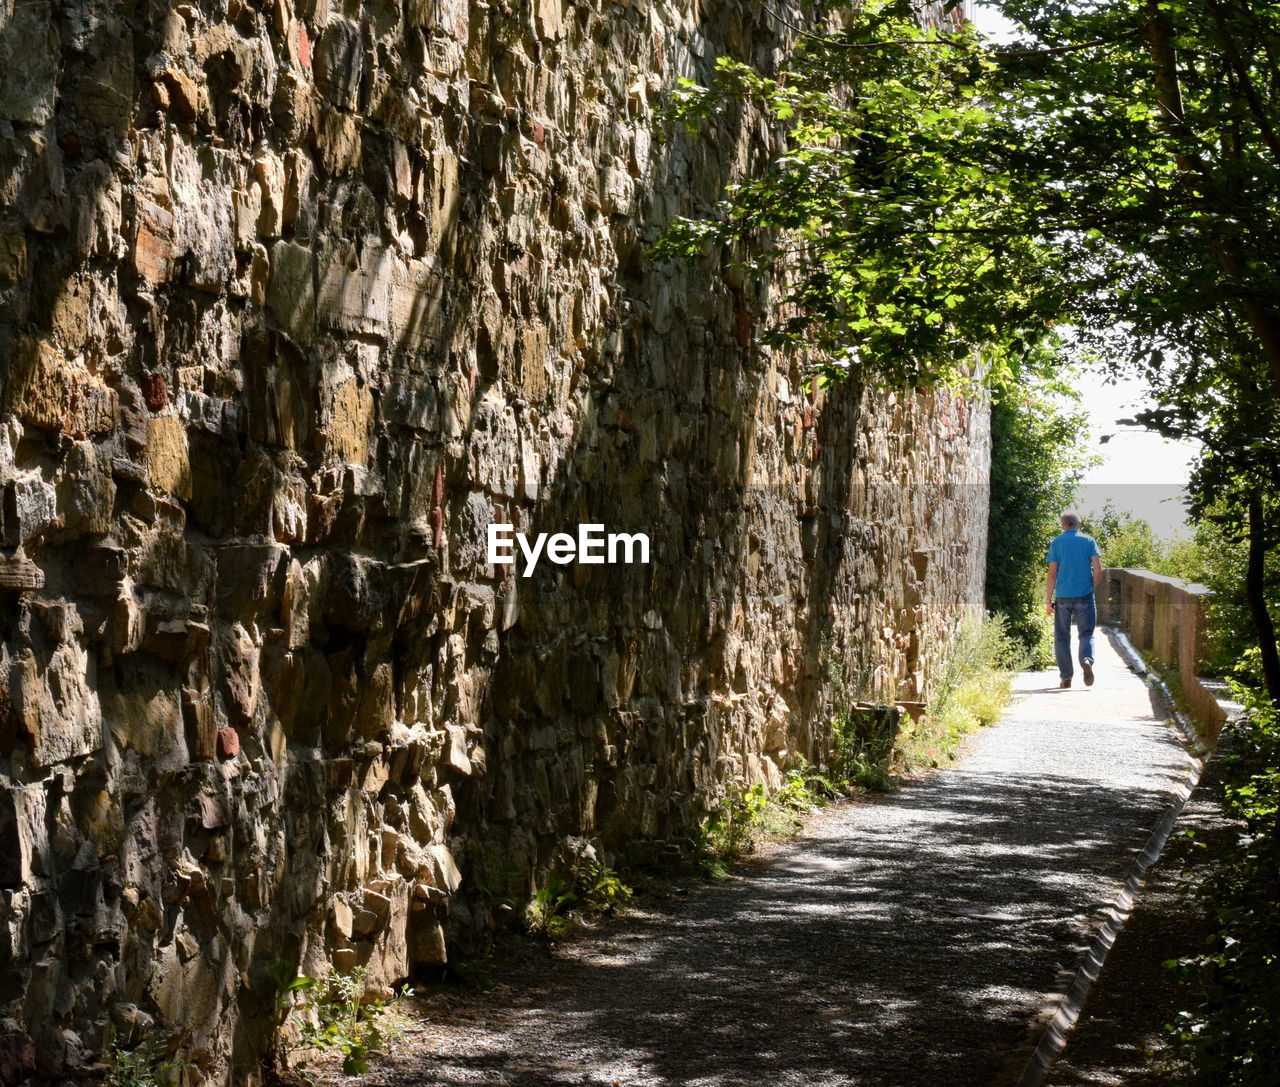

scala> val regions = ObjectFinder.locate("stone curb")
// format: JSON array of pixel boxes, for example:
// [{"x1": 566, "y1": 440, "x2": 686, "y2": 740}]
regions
[
  {"x1": 1013, "y1": 627, "x2": 1208, "y2": 1087},
  {"x1": 1110, "y1": 627, "x2": 1217, "y2": 758}
]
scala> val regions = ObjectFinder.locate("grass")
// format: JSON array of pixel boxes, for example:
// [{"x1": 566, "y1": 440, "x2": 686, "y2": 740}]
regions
[{"x1": 895, "y1": 616, "x2": 1021, "y2": 772}]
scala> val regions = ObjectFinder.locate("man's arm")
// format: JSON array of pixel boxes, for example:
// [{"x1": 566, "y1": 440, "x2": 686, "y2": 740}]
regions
[
  {"x1": 1092, "y1": 555, "x2": 1103, "y2": 591},
  {"x1": 1046, "y1": 561, "x2": 1058, "y2": 615}
]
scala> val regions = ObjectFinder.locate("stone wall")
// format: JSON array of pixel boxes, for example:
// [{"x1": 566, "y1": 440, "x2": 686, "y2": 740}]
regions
[{"x1": 0, "y1": 0, "x2": 988, "y2": 1081}]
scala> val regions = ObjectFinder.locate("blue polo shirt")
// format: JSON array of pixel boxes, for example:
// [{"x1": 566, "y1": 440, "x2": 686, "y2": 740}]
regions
[{"x1": 1047, "y1": 530, "x2": 1101, "y2": 598}]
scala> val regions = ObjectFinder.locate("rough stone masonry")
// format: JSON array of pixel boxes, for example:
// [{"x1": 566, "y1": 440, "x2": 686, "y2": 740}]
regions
[{"x1": 0, "y1": 0, "x2": 989, "y2": 1081}]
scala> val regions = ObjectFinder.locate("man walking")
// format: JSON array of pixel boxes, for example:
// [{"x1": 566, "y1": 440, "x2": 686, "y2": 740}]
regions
[{"x1": 1046, "y1": 510, "x2": 1103, "y2": 688}]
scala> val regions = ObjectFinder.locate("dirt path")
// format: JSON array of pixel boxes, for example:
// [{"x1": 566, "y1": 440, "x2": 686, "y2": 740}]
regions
[{"x1": 322, "y1": 632, "x2": 1196, "y2": 1087}]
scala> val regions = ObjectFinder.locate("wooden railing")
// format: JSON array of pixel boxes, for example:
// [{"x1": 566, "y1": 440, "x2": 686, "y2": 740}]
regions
[{"x1": 1104, "y1": 567, "x2": 1226, "y2": 733}]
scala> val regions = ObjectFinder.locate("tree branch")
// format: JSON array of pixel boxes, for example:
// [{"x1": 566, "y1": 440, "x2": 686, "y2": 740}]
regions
[
  {"x1": 1205, "y1": 0, "x2": 1280, "y2": 170},
  {"x1": 996, "y1": 28, "x2": 1145, "y2": 59}
]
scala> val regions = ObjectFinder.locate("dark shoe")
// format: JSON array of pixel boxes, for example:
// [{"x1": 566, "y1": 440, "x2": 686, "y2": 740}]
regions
[
  {"x1": 1082, "y1": 659, "x2": 1095, "y2": 687},
  {"x1": 1060, "y1": 678, "x2": 1072, "y2": 688}
]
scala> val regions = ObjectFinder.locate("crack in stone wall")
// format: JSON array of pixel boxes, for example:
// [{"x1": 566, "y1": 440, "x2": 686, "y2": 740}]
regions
[{"x1": 0, "y1": 0, "x2": 988, "y2": 1081}]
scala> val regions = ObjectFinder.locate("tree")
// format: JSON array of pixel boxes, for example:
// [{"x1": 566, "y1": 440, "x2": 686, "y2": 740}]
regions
[
  {"x1": 1084, "y1": 502, "x2": 1166, "y2": 571},
  {"x1": 658, "y1": 0, "x2": 1280, "y2": 706},
  {"x1": 986, "y1": 353, "x2": 1093, "y2": 655},
  {"x1": 1157, "y1": 536, "x2": 1210, "y2": 584}
]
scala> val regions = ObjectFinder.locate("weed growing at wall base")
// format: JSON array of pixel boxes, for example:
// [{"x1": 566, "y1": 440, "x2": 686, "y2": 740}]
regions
[
  {"x1": 691, "y1": 766, "x2": 840, "y2": 876},
  {"x1": 829, "y1": 710, "x2": 897, "y2": 793},
  {"x1": 287, "y1": 965, "x2": 402, "y2": 1078},
  {"x1": 106, "y1": 1037, "x2": 179, "y2": 1087},
  {"x1": 523, "y1": 862, "x2": 636, "y2": 945},
  {"x1": 577, "y1": 858, "x2": 635, "y2": 915},
  {"x1": 526, "y1": 877, "x2": 578, "y2": 943},
  {"x1": 823, "y1": 640, "x2": 898, "y2": 791}
]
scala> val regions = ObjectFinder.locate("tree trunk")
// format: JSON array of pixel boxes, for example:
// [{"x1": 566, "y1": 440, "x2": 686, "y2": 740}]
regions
[
  {"x1": 1246, "y1": 493, "x2": 1280, "y2": 710},
  {"x1": 1146, "y1": 2, "x2": 1280, "y2": 386}
]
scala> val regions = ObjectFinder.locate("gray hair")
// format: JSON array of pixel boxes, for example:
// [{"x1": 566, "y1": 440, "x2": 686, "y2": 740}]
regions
[{"x1": 1060, "y1": 510, "x2": 1081, "y2": 528}]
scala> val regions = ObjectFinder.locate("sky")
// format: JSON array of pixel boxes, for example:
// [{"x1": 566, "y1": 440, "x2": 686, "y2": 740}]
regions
[
  {"x1": 1067, "y1": 368, "x2": 1199, "y2": 539},
  {"x1": 969, "y1": 1, "x2": 1017, "y2": 40},
  {"x1": 966, "y1": 3, "x2": 1201, "y2": 539}
]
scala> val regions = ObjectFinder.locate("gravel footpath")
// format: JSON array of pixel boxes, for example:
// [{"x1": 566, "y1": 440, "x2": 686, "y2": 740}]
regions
[{"x1": 324, "y1": 631, "x2": 1196, "y2": 1087}]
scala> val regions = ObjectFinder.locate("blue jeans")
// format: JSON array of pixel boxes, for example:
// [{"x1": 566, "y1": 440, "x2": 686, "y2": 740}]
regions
[{"x1": 1054, "y1": 594, "x2": 1096, "y2": 681}]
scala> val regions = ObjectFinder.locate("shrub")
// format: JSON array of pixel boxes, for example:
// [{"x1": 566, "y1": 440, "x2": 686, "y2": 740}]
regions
[{"x1": 1171, "y1": 688, "x2": 1280, "y2": 1086}]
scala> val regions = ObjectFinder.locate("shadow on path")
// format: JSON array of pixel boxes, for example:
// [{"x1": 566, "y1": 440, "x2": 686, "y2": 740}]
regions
[{"x1": 326, "y1": 640, "x2": 1195, "y2": 1087}]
